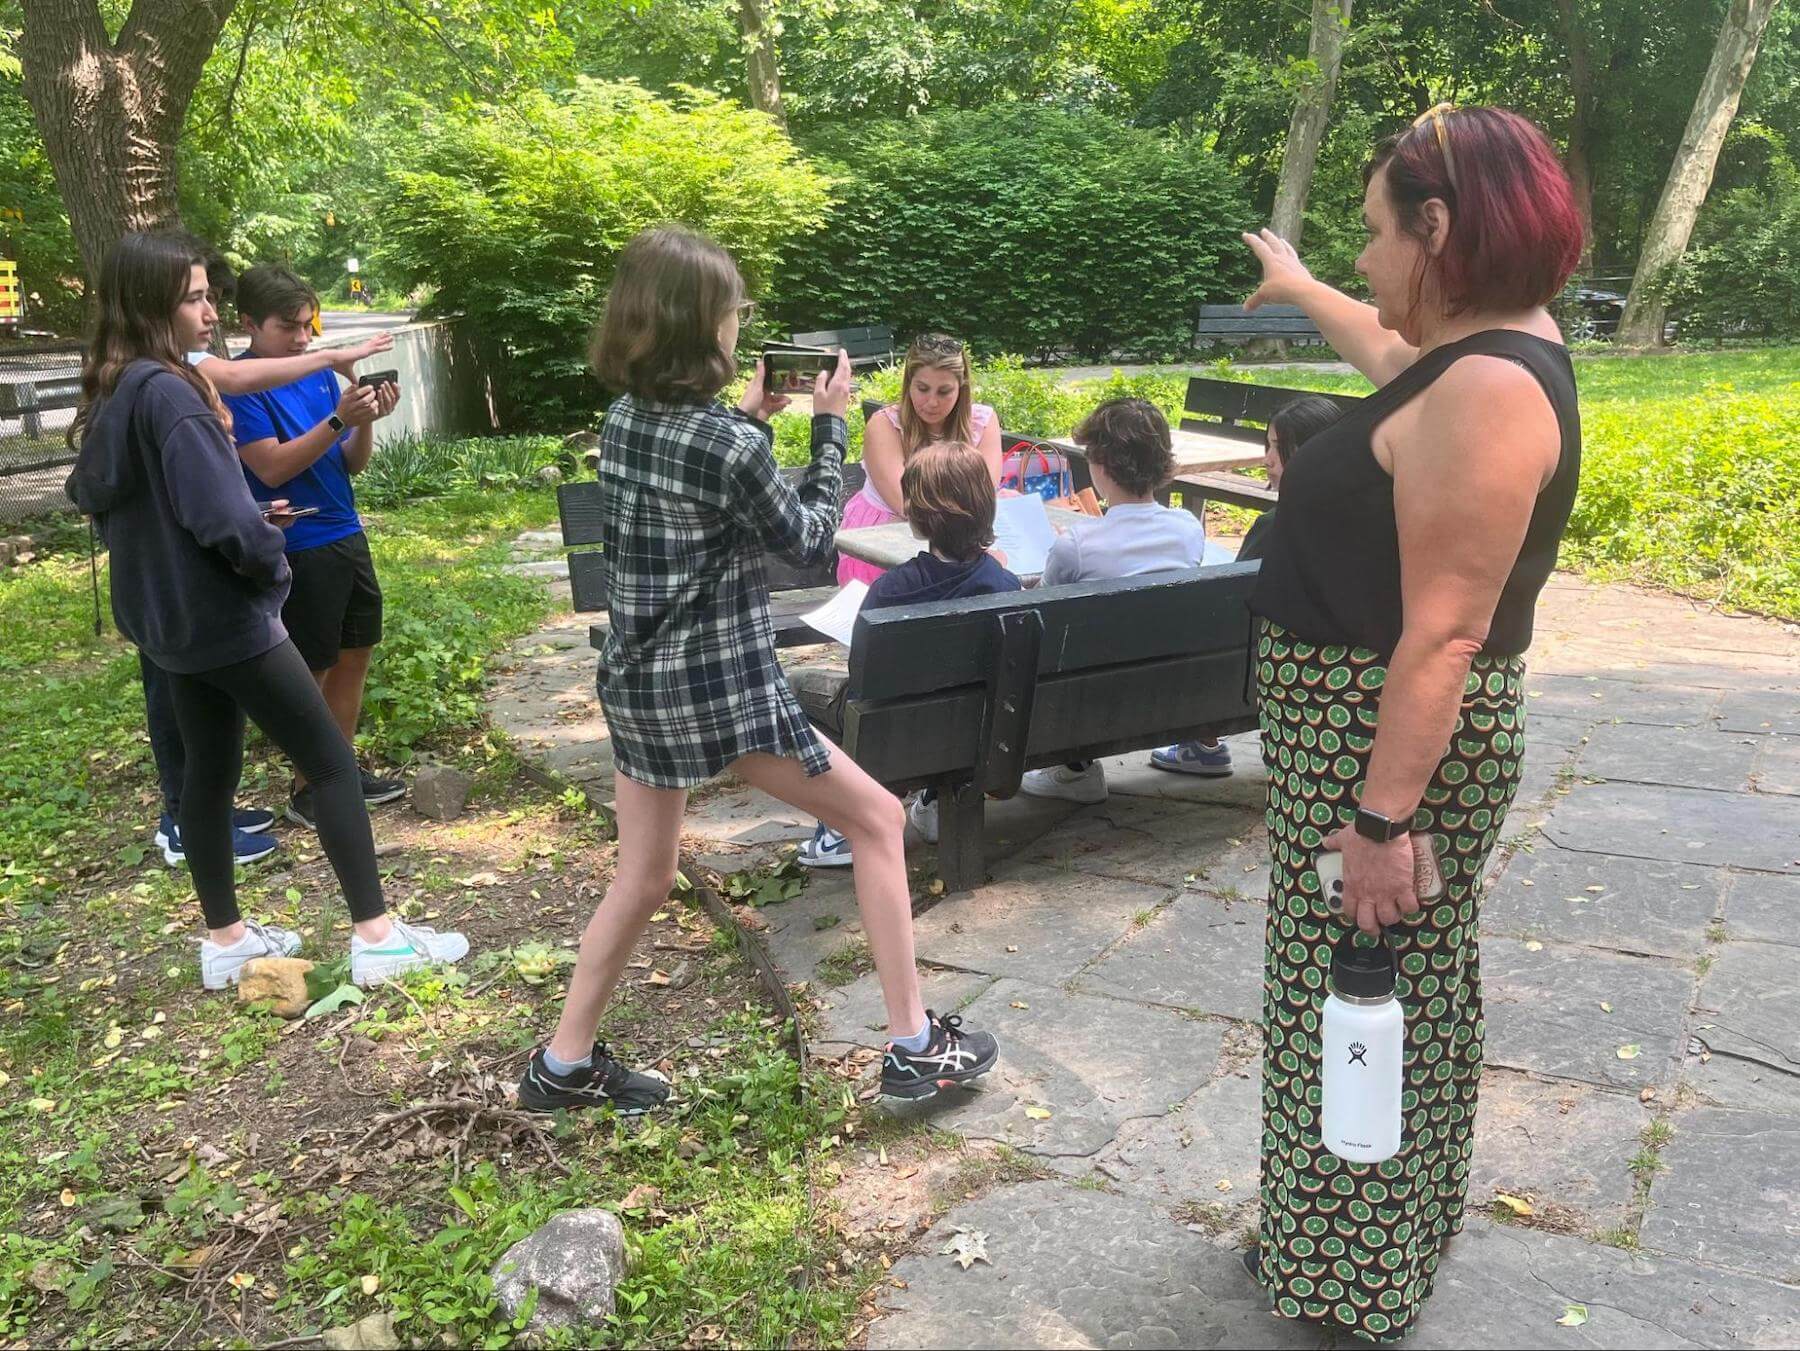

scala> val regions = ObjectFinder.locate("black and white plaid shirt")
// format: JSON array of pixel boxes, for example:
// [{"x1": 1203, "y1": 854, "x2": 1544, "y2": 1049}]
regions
[{"x1": 593, "y1": 394, "x2": 845, "y2": 789}]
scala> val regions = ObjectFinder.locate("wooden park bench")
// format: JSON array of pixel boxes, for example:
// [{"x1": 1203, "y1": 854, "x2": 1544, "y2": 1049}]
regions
[
  {"x1": 0, "y1": 373, "x2": 82, "y2": 440},
  {"x1": 836, "y1": 564, "x2": 1261, "y2": 892},
  {"x1": 1167, "y1": 376, "x2": 1363, "y2": 517},
  {"x1": 558, "y1": 464, "x2": 868, "y2": 652},
  {"x1": 792, "y1": 325, "x2": 896, "y2": 371},
  {"x1": 1194, "y1": 303, "x2": 1324, "y2": 348}
]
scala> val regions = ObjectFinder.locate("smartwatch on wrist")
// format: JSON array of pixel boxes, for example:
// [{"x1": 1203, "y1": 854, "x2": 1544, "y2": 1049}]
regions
[
  {"x1": 327, "y1": 413, "x2": 346, "y2": 434},
  {"x1": 1353, "y1": 805, "x2": 1410, "y2": 843}
]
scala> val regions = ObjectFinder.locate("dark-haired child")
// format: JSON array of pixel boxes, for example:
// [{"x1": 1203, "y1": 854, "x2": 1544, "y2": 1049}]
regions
[
  {"x1": 1150, "y1": 393, "x2": 1344, "y2": 775},
  {"x1": 1025, "y1": 398, "x2": 1210, "y2": 805}
]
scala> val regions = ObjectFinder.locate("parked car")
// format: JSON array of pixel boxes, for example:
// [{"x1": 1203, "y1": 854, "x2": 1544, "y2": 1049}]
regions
[{"x1": 1555, "y1": 283, "x2": 1626, "y2": 341}]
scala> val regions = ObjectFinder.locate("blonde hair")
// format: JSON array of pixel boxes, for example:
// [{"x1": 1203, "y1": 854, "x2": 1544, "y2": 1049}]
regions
[{"x1": 896, "y1": 333, "x2": 974, "y2": 460}]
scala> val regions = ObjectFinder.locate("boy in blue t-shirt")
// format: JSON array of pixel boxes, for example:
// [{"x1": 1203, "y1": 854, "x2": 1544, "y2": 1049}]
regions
[{"x1": 222, "y1": 265, "x2": 403, "y2": 828}]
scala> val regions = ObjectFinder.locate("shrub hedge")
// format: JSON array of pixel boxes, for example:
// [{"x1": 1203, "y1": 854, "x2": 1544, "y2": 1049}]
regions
[{"x1": 773, "y1": 106, "x2": 1256, "y2": 361}]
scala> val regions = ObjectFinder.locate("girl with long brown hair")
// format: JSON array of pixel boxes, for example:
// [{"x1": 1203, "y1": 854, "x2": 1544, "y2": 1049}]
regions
[{"x1": 66, "y1": 231, "x2": 468, "y2": 991}]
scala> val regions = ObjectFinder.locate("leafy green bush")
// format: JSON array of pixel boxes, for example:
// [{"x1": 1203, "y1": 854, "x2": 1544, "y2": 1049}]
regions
[
  {"x1": 359, "y1": 435, "x2": 569, "y2": 506},
  {"x1": 774, "y1": 106, "x2": 1256, "y2": 361},
  {"x1": 373, "y1": 79, "x2": 833, "y2": 430}
]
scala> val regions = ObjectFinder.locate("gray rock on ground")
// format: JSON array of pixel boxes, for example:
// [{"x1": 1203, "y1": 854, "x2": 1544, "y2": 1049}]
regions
[
  {"x1": 410, "y1": 763, "x2": 474, "y2": 822},
  {"x1": 491, "y1": 1208, "x2": 628, "y2": 1340}
]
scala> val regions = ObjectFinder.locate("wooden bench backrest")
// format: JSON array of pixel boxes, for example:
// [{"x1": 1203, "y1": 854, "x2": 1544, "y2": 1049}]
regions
[
  {"x1": 0, "y1": 376, "x2": 82, "y2": 415},
  {"x1": 793, "y1": 326, "x2": 896, "y2": 363},
  {"x1": 1180, "y1": 377, "x2": 1364, "y2": 444},
  {"x1": 1194, "y1": 303, "x2": 1322, "y2": 339},
  {"x1": 843, "y1": 564, "x2": 1260, "y2": 792}
]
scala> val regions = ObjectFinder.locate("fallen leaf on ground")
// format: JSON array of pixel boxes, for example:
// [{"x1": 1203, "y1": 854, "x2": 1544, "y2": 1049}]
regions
[
  {"x1": 939, "y1": 1228, "x2": 990, "y2": 1270},
  {"x1": 360, "y1": 1273, "x2": 380, "y2": 1296},
  {"x1": 1599, "y1": 1002, "x2": 1613, "y2": 1013},
  {"x1": 1023, "y1": 1105, "x2": 1052, "y2": 1120},
  {"x1": 1010, "y1": 1000, "x2": 1029, "y2": 1010},
  {"x1": 1556, "y1": 1304, "x2": 1589, "y2": 1327},
  {"x1": 1616, "y1": 1044, "x2": 1641, "y2": 1060},
  {"x1": 1493, "y1": 1192, "x2": 1534, "y2": 1217},
  {"x1": 1524, "y1": 940, "x2": 1544, "y2": 952}
]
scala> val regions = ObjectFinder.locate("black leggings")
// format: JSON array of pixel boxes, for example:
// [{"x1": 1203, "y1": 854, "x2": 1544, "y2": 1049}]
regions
[{"x1": 161, "y1": 639, "x2": 385, "y2": 930}]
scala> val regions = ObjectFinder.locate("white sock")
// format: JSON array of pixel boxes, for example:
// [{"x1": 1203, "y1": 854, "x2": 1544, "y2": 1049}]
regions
[{"x1": 892, "y1": 1017, "x2": 933, "y2": 1053}]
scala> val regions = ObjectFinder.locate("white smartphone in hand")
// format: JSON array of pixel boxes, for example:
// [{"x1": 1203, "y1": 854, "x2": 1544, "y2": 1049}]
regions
[{"x1": 1316, "y1": 837, "x2": 1446, "y2": 915}]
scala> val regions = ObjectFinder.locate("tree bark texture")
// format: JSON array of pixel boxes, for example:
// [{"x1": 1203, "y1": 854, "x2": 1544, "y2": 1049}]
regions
[
  {"x1": 1616, "y1": 0, "x2": 1779, "y2": 347},
  {"x1": 1269, "y1": 0, "x2": 1354, "y2": 248},
  {"x1": 1551, "y1": 0, "x2": 1597, "y2": 270},
  {"x1": 737, "y1": 0, "x2": 786, "y2": 130},
  {"x1": 18, "y1": 0, "x2": 239, "y2": 289}
]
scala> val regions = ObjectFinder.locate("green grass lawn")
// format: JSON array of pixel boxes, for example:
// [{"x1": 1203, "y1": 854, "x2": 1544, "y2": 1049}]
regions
[
  {"x1": 771, "y1": 346, "x2": 1800, "y2": 620},
  {"x1": 0, "y1": 482, "x2": 865, "y2": 1348}
]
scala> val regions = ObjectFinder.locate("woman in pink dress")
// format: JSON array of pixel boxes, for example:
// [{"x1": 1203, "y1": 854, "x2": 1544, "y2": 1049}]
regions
[{"x1": 840, "y1": 333, "x2": 1003, "y2": 584}]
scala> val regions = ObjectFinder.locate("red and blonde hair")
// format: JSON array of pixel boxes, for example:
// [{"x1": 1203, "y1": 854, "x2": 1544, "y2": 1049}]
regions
[{"x1": 1368, "y1": 105, "x2": 1583, "y2": 318}]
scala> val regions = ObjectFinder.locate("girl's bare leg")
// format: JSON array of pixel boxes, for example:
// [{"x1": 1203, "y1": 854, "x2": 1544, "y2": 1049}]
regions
[
  {"x1": 733, "y1": 744, "x2": 926, "y2": 1040},
  {"x1": 548, "y1": 772, "x2": 688, "y2": 1063}
]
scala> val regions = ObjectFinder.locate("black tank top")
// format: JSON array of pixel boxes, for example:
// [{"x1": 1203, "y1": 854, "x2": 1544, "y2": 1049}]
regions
[{"x1": 1250, "y1": 329, "x2": 1581, "y2": 658}]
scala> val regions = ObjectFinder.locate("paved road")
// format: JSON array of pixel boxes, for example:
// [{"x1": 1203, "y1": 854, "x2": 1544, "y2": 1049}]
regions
[{"x1": 0, "y1": 310, "x2": 416, "y2": 520}]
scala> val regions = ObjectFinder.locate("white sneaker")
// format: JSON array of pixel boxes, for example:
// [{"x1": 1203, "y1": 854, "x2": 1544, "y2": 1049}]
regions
[
  {"x1": 907, "y1": 792, "x2": 940, "y2": 843},
  {"x1": 200, "y1": 919, "x2": 303, "y2": 991},
  {"x1": 1019, "y1": 763, "x2": 1108, "y2": 805},
  {"x1": 350, "y1": 917, "x2": 471, "y2": 986}
]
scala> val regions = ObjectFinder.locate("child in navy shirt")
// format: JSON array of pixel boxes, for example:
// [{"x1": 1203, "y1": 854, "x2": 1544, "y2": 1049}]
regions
[{"x1": 795, "y1": 441, "x2": 1021, "y2": 866}]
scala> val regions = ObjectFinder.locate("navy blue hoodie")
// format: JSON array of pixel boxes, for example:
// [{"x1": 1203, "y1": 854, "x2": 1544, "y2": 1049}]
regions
[
  {"x1": 66, "y1": 360, "x2": 291, "y2": 673},
  {"x1": 866, "y1": 551, "x2": 1022, "y2": 609}
]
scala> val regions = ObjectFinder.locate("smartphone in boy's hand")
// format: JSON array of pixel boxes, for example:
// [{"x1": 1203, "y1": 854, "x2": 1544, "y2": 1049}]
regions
[{"x1": 356, "y1": 370, "x2": 400, "y2": 390}]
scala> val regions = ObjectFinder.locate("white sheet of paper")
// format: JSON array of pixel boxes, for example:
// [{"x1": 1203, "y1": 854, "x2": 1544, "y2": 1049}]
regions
[
  {"x1": 801, "y1": 579, "x2": 870, "y2": 646},
  {"x1": 992, "y1": 494, "x2": 1059, "y2": 576}
]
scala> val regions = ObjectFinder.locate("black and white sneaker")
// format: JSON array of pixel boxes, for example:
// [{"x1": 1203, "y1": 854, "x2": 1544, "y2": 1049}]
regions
[
  {"x1": 517, "y1": 1043, "x2": 671, "y2": 1115},
  {"x1": 880, "y1": 1011, "x2": 999, "y2": 1101},
  {"x1": 360, "y1": 769, "x2": 407, "y2": 806}
]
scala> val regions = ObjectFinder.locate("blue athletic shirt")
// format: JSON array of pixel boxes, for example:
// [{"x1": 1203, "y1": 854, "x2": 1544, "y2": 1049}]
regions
[{"x1": 221, "y1": 357, "x2": 361, "y2": 553}]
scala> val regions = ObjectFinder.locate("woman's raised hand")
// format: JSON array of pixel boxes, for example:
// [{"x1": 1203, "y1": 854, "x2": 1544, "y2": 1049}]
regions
[{"x1": 1242, "y1": 228, "x2": 1316, "y2": 313}]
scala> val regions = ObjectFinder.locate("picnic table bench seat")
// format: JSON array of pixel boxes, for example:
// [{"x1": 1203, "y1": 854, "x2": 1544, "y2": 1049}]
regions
[{"x1": 838, "y1": 564, "x2": 1261, "y2": 891}]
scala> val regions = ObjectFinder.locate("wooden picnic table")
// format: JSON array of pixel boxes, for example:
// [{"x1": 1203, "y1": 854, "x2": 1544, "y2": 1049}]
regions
[
  {"x1": 834, "y1": 506, "x2": 1090, "y2": 577},
  {"x1": 1045, "y1": 426, "x2": 1264, "y2": 476}
]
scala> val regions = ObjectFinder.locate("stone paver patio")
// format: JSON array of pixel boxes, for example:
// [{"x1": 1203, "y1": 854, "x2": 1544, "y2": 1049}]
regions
[{"x1": 491, "y1": 535, "x2": 1800, "y2": 1348}]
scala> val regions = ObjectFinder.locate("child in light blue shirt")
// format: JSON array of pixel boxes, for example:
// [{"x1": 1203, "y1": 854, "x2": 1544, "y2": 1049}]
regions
[{"x1": 1026, "y1": 398, "x2": 1227, "y2": 804}]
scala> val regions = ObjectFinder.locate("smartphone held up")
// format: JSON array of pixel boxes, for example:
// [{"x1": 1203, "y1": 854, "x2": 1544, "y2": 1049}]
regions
[{"x1": 762, "y1": 344, "x2": 838, "y2": 395}]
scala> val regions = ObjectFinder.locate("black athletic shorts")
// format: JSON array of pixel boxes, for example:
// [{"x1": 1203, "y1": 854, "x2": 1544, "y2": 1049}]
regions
[{"x1": 283, "y1": 530, "x2": 383, "y2": 671}]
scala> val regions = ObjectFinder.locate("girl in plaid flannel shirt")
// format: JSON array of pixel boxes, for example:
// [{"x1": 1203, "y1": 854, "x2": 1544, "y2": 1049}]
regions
[{"x1": 518, "y1": 227, "x2": 998, "y2": 1113}]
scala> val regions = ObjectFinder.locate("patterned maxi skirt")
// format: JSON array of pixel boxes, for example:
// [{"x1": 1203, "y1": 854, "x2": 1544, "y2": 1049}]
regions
[{"x1": 1253, "y1": 621, "x2": 1526, "y2": 1342}]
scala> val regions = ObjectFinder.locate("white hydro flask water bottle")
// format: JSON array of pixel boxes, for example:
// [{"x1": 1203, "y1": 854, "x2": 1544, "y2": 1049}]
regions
[{"x1": 1320, "y1": 928, "x2": 1403, "y2": 1163}]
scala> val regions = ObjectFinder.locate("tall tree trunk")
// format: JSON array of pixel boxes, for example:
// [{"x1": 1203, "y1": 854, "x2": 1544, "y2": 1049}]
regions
[
  {"x1": 737, "y1": 0, "x2": 786, "y2": 130},
  {"x1": 1551, "y1": 0, "x2": 1598, "y2": 270},
  {"x1": 18, "y1": 0, "x2": 237, "y2": 291},
  {"x1": 1616, "y1": 0, "x2": 1779, "y2": 348},
  {"x1": 1269, "y1": 0, "x2": 1354, "y2": 247}
]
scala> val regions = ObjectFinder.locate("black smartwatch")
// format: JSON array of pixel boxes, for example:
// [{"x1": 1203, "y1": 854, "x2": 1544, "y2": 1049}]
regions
[
  {"x1": 1353, "y1": 805, "x2": 1410, "y2": 843},
  {"x1": 327, "y1": 413, "x2": 346, "y2": 434}
]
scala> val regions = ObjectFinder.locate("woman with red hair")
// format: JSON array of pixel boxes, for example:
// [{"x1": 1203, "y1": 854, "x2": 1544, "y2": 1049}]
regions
[{"x1": 1238, "y1": 106, "x2": 1583, "y2": 1341}]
